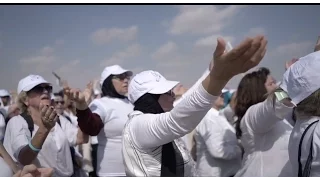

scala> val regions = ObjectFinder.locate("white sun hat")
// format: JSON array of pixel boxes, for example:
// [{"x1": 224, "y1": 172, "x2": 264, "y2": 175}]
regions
[{"x1": 128, "y1": 70, "x2": 179, "y2": 103}]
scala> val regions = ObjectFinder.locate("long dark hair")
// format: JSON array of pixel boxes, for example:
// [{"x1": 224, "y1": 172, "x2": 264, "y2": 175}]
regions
[
  {"x1": 101, "y1": 75, "x2": 126, "y2": 99},
  {"x1": 235, "y1": 67, "x2": 270, "y2": 138}
]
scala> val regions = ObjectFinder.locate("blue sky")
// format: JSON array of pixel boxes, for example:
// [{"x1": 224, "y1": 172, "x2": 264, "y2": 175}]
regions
[{"x1": 0, "y1": 5, "x2": 319, "y2": 92}]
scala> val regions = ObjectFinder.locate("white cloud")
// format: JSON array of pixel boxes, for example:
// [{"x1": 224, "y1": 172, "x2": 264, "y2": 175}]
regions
[
  {"x1": 275, "y1": 41, "x2": 314, "y2": 55},
  {"x1": 101, "y1": 43, "x2": 142, "y2": 66},
  {"x1": 20, "y1": 55, "x2": 56, "y2": 64},
  {"x1": 53, "y1": 59, "x2": 102, "y2": 90},
  {"x1": 247, "y1": 27, "x2": 266, "y2": 36},
  {"x1": 151, "y1": 41, "x2": 191, "y2": 74},
  {"x1": 194, "y1": 34, "x2": 235, "y2": 47},
  {"x1": 169, "y1": 5, "x2": 245, "y2": 35},
  {"x1": 56, "y1": 59, "x2": 80, "y2": 75},
  {"x1": 55, "y1": 39, "x2": 65, "y2": 45},
  {"x1": 91, "y1": 26, "x2": 138, "y2": 45},
  {"x1": 41, "y1": 46, "x2": 55, "y2": 55},
  {"x1": 151, "y1": 41, "x2": 178, "y2": 60}
]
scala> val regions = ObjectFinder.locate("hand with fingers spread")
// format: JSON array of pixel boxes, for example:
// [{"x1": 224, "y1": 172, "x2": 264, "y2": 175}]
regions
[
  {"x1": 64, "y1": 87, "x2": 88, "y2": 110},
  {"x1": 40, "y1": 104, "x2": 58, "y2": 130},
  {"x1": 211, "y1": 35, "x2": 268, "y2": 80},
  {"x1": 13, "y1": 164, "x2": 53, "y2": 177},
  {"x1": 83, "y1": 81, "x2": 94, "y2": 104}
]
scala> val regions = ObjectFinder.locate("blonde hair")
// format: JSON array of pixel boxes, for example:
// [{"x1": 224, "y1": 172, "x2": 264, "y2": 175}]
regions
[{"x1": 17, "y1": 91, "x2": 28, "y2": 113}]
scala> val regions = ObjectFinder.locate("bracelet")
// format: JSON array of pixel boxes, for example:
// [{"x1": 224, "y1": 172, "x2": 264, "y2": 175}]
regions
[{"x1": 28, "y1": 141, "x2": 41, "y2": 152}]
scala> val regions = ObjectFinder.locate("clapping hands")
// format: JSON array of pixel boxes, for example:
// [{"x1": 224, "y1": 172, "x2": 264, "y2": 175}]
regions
[
  {"x1": 64, "y1": 87, "x2": 88, "y2": 110},
  {"x1": 40, "y1": 103, "x2": 58, "y2": 130}
]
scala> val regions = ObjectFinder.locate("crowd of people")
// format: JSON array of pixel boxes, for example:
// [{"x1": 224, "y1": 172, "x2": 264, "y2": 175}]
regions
[{"x1": 0, "y1": 34, "x2": 320, "y2": 177}]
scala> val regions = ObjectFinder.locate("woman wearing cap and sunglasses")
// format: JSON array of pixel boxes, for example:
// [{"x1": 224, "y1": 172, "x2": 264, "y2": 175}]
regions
[
  {"x1": 3, "y1": 75, "x2": 88, "y2": 177},
  {"x1": 66, "y1": 35, "x2": 267, "y2": 176},
  {"x1": 64, "y1": 65, "x2": 133, "y2": 177}
]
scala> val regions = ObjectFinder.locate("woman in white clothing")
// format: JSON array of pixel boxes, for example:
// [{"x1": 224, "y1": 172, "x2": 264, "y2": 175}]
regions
[
  {"x1": 0, "y1": 141, "x2": 53, "y2": 177},
  {"x1": 233, "y1": 67, "x2": 293, "y2": 177},
  {"x1": 64, "y1": 65, "x2": 134, "y2": 177},
  {"x1": 3, "y1": 74, "x2": 88, "y2": 177},
  {"x1": 282, "y1": 50, "x2": 320, "y2": 177},
  {"x1": 120, "y1": 35, "x2": 268, "y2": 176},
  {"x1": 195, "y1": 95, "x2": 242, "y2": 177}
]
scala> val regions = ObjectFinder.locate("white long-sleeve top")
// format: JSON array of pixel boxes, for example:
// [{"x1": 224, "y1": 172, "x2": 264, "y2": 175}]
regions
[
  {"x1": 122, "y1": 83, "x2": 217, "y2": 176},
  {"x1": 289, "y1": 116, "x2": 320, "y2": 176},
  {"x1": 235, "y1": 97, "x2": 294, "y2": 177},
  {"x1": 174, "y1": 68, "x2": 210, "y2": 149},
  {"x1": 195, "y1": 108, "x2": 241, "y2": 177},
  {"x1": 3, "y1": 115, "x2": 75, "y2": 177}
]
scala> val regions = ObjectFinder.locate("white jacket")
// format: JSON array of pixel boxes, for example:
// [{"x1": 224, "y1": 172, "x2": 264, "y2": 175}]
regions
[
  {"x1": 235, "y1": 97, "x2": 294, "y2": 177},
  {"x1": 195, "y1": 108, "x2": 241, "y2": 176}
]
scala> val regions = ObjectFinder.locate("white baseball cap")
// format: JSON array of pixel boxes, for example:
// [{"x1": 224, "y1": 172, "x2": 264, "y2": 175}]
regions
[
  {"x1": 100, "y1": 65, "x2": 133, "y2": 85},
  {"x1": 280, "y1": 51, "x2": 320, "y2": 106},
  {"x1": 17, "y1": 75, "x2": 50, "y2": 94},
  {"x1": 128, "y1": 70, "x2": 179, "y2": 103},
  {"x1": 0, "y1": 89, "x2": 10, "y2": 97}
]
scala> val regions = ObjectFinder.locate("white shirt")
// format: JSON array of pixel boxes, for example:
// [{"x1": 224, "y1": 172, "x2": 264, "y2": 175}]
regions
[
  {"x1": 195, "y1": 108, "x2": 241, "y2": 177},
  {"x1": 64, "y1": 111, "x2": 78, "y2": 127},
  {"x1": 90, "y1": 136, "x2": 98, "y2": 145},
  {"x1": 289, "y1": 116, "x2": 320, "y2": 176},
  {"x1": 235, "y1": 97, "x2": 294, "y2": 177},
  {"x1": 89, "y1": 96, "x2": 133, "y2": 177},
  {"x1": 122, "y1": 84, "x2": 217, "y2": 176},
  {"x1": 3, "y1": 115, "x2": 75, "y2": 177},
  {"x1": 0, "y1": 113, "x2": 5, "y2": 142},
  {"x1": 219, "y1": 104, "x2": 237, "y2": 125},
  {"x1": 0, "y1": 157, "x2": 12, "y2": 177}
]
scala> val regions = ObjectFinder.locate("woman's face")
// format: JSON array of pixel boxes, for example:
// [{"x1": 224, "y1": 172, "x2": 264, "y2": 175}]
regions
[
  {"x1": 112, "y1": 72, "x2": 131, "y2": 96},
  {"x1": 158, "y1": 90, "x2": 175, "y2": 112},
  {"x1": 265, "y1": 75, "x2": 277, "y2": 93},
  {"x1": 25, "y1": 84, "x2": 52, "y2": 108},
  {"x1": 53, "y1": 96, "x2": 64, "y2": 115},
  {"x1": 1, "y1": 96, "x2": 10, "y2": 106}
]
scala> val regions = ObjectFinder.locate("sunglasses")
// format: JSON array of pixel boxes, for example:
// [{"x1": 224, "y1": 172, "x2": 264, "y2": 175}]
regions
[
  {"x1": 54, "y1": 101, "x2": 65, "y2": 105},
  {"x1": 113, "y1": 73, "x2": 131, "y2": 80},
  {"x1": 29, "y1": 85, "x2": 53, "y2": 94}
]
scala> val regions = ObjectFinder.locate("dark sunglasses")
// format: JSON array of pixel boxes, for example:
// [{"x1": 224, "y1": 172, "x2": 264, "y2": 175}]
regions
[
  {"x1": 113, "y1": 73, "x2": 131, "y2": 80},
  {"x1": 54, "y1": 100, "x2": 65, "y2": 105},
  {"x1": 164, "y1": 90, "x2": 175, "y2": 97},
  {"x1": 29, "y1": 85, "x2": 53, "y2": 94}
]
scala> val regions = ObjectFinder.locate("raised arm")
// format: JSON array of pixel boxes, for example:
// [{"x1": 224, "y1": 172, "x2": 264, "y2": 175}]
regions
[
  {"x1": 242, "y1": 94, "x2": 294, "y2": 134},
  {"x1": 130, "y1": 36, "x2": 268, "y2": 149}
]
